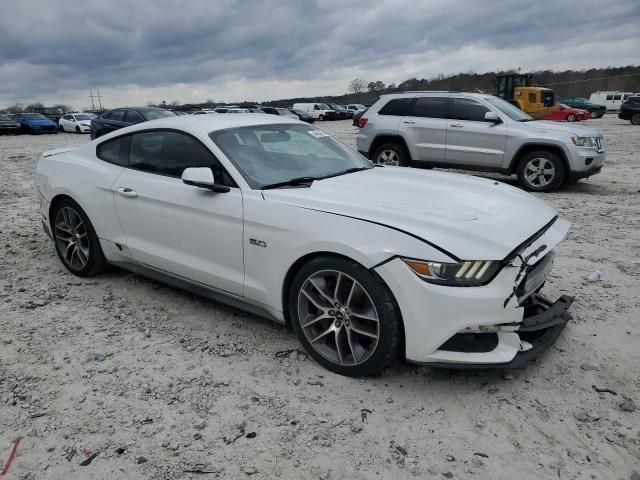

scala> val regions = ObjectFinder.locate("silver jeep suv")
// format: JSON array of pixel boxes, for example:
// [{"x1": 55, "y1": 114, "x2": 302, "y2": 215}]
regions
[{"x1": 356, "y1": 91, "x2": 606, "y2": 191}]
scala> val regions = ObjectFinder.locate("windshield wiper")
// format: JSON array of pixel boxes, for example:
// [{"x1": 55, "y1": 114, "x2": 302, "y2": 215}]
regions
[
  {"x1": 320, "y1": 166, "x2": 372, "y2": 180},
  {"x1": 261, "y1": 177, "x2": 316, "y2": 190}
]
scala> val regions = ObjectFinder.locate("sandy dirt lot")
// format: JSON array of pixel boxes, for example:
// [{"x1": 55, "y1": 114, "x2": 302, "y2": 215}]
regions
[{"x1": 1, "y1": 116, "x2": 639, "y2": 480}]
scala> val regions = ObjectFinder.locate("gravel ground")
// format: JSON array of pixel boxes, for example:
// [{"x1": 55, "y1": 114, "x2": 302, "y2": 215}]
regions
[{"x1": 1, "y1": 116, "x2": 639, "y2": 479}]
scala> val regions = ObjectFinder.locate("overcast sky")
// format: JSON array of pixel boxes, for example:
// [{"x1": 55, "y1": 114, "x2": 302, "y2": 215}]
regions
[{"x1": 1, "y1": 0, "x2": 639, "y2": 110}]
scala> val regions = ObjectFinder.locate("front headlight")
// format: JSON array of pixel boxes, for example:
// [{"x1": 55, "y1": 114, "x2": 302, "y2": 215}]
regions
[
  {"x1": 571, "y1": 136, "x2": 596, "y2": 147},
  {"x1": 401, "y1": 258, "x2": 501, "y2": 286}
]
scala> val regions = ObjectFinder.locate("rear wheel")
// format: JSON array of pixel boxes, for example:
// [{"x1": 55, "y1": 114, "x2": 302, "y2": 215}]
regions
[
  {"x1": 289, "y1": 256, "x2": 402, "y2": 377},
  {"x1": 631, "y1": 113, "x2": 640, "y2": 125},
  {"x1": 52, "y1": 199, "x2": 106, "y2": 277},
  {"x1": 516, "y1": 150, "x2": 565, "y2": 192},
  {"x1": 372, "y1": 142, "x2": 410, "y2": 167},
  {"x1": 566, "y1": 114, "x2": 576, "y2": 122}
]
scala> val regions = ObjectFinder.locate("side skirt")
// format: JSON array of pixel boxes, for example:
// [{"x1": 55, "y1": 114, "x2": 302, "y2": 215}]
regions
[{"x1": 109, "y1": 260, "x2": 284, "y2": 324}]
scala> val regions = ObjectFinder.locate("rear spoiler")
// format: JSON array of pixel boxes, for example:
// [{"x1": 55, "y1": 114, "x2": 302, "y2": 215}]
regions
[{"x1": 42, "y1": 146, "x2": 78, "y2": 158}]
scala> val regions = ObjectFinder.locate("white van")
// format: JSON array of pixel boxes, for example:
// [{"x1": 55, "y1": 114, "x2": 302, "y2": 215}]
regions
[
  {"x1": 291, "y1": 103, "x2": 335, "y2": 120},
  {"x1": 589, "y1": 91, "x2": 634, "y2": 112}
]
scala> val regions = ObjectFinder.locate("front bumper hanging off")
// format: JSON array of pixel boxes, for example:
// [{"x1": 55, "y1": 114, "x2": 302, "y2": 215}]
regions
[{"x1": 427, "y1": 294, "x2": 573, "y2": 369}]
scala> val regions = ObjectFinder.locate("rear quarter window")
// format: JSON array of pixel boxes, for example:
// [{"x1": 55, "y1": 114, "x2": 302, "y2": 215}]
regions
[
  {"x1": 378, "y1": 98, "x2": 413, "y2": 116},
  {"x1": 96, "y1": 136, "x2": 130, "y2": 167}
]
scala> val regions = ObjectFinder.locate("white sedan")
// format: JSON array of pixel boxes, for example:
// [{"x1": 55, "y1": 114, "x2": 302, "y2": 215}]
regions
[
  {"x1": 35, "y1": 114, "x2": 573, "y2": 376},
  {"x1": 59, "y1": 113, "x2": 94, "y2": 133}
]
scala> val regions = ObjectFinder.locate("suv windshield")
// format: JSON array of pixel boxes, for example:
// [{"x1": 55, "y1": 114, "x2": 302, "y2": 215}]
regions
[
  {"x1": 484, "y1": 97, "x2": 533, "y2": 121},
  {"x1": 210, "y1": 124, "x2": 372, "y2": 189}
]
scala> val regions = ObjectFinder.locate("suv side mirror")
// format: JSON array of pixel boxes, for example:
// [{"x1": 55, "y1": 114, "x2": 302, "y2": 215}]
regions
[
  {"x1": 484, "y1": 111, "x2": 501, "y2": 123},
  {"x1": 182, "y1": 167, "x2": 230, "y2": 193}
]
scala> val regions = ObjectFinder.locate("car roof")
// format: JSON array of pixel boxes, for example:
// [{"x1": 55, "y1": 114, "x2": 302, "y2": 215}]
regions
[{"x1": 95, "y1": 113, "x2": 302, "y2": 142}]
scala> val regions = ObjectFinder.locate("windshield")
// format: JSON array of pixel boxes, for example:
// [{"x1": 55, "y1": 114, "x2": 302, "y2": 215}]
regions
[
  {"x1": 331, "y1": 104, "x2": 345, "y2": 111},
  {"x1": 21, "y1": 113, "x2": 48, "y2": 120},
  {"x1": 484, "y1": 96, "x2": 533, "y2": 121},
  {"x1": 210, "y1": 123, "x2": 372, "y2": 189},
  {"x1": 74, "y1": 114, "x2": 91, "y2": 121},
  {"x1": 277, "y1": 108, "x2": 290, "y2": 114},
  {"x1": 142, "y1": 109, "x2": 176, "y2": 121}
]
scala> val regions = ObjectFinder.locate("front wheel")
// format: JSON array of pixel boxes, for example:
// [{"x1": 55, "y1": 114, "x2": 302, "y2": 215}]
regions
[
  {"x1": 566, "y1": 114, "x2": 576, "y2": 122},
  {"x1": 318, "y1": 114, "x2": 325, "y2": 121},
  {"x1": 289, "y1": 256, "x2": 402, "y2": 377},
  {"x1": 631, "y1": 113, "x2": 640, "y2": 125},
  {"x1": 372, "y1": 142, "x2": 410, "y2": 166},
  {"x1": 75, "y1": 126, "x2": 81, "y2": 133},
  {"x1": 52, "y1": 199, "x2": 106, "y2": 277},
  {"x1": 516, "y1": 150, "x2": 565, "y2": 192}
]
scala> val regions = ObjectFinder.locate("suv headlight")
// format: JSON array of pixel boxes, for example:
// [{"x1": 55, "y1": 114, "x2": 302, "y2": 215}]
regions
[
  {"x1": 571, "y1": 136, "x2": 596, "y2": 147},
  {"x1": 401, "y1": 258, "x2": 500, "y2": 286}
]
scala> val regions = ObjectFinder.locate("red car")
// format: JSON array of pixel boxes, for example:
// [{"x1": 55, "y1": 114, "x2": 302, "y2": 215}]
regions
[{"x1": 543, "y1": 104, "x2": 590, "y2": 122}]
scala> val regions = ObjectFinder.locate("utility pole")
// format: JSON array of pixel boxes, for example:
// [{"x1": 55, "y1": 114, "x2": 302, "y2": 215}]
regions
[
  {"x1": 88, "y1": 91, "x2": 104, "y2": 111},
  {"x1": 88, "y1": 90, "x2": 95, "y2": 110},
  {"x1": 96, "y1": 90, "x2": 103, "y2": 110}
]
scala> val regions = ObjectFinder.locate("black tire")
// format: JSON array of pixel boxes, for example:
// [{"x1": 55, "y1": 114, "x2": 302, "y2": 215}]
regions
[
  {"x1": 288, "y1": 256, "x2": 402, "y2": 377},
  {"x1": 58, "y1": 124, "x2": 64, "y2": 132},
  {"x1": 566, "y1": 114, "x2": 576, "y2": 122},
  {"x1": 372, "y1": 142, "x2": 410, "y2": 167},
  {"x1": 75, "y1": 126, "x2": 81, "y2": 133},
  {"x1": 51, "y1": 198, "x2": 106, "y2": 277},
  {"x1": 631, "y1": 113, "x2": 640, "y2": 125},
  {"x1": 319, "y1": 114, "x2": 325, "y2": 121},
  {"x1": 516, "y1": 150, "x2": 566, "y2": 192}
]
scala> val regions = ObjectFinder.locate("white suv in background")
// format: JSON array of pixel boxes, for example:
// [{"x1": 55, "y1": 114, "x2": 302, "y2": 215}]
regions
[{"x1": 356, "y1": 92, "x2": 606, "y2": 192}]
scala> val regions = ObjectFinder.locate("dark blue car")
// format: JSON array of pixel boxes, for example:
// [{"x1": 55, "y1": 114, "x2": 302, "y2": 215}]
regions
[
  {"x1": 90, "y1": 107, "x2": 176, "y2": 139},
  {"x1": 12, "y1": 113, "x2": 58, "y2": 134}
]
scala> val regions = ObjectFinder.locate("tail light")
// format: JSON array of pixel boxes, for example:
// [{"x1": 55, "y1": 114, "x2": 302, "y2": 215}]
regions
[{"x1": 358, "y1": 117, "x2": 368, "y2": 128}]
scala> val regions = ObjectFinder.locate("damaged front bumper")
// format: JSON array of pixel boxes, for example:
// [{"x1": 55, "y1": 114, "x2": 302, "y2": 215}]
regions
[
  {"x1": 425, "y1": 294, "x2": 573, "y2": 369},
  {"x1": 375, "y1": 216, "x2": 573, "y2": 368}
]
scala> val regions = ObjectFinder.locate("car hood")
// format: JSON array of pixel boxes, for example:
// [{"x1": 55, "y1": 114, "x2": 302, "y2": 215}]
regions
[
  {"x1": 262, "y1": 168, "x2": 559, "y2": 260},
  {"x1": 525, "y1": 120, "x2": 602, "y2": 137}
]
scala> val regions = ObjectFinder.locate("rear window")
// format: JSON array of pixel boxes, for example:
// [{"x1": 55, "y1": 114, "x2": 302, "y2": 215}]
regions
[
  {"x1": 378, "y1": 98, "x2": 413, "y2": 116},
  {"x1": 413, "y1": 97, "x2": 447, "y2": 118}
]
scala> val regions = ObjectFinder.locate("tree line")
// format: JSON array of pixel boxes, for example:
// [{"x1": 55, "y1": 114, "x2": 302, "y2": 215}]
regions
[{"x1": 266, "y1": 65, "x2": 640, "y2": 107}]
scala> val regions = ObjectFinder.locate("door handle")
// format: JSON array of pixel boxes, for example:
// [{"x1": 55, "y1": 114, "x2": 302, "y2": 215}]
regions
[
  {"x1": 403, "y1": 120, "x2": 416, "y2": 124},
  {"x1": 450, "y1": 123, "x2": 464, "y2": 127},
  {"x1": 115, "y1": 187, "x2": 138, "y2": 198}
]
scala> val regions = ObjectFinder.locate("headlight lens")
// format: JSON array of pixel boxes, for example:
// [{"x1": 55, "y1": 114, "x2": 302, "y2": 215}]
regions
[
  {"x1": 401, "y1": 258, "x2": 500, "y2": 286},
  {"x1": 571, "y1": 136, "x2": 595, "y2": 147}
]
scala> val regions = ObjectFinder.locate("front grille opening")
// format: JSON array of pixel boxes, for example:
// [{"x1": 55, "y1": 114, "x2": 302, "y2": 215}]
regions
[
  {"x1": 585, "y1": 158, "x2": 594, "y2": 165},
  {"x1": 439, "y1": 333, "x2": 498, "y2": 353}
]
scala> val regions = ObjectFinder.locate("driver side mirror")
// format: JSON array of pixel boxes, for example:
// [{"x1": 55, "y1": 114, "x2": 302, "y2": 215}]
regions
[
  {"x1": 181, "y1": 167, "x2": 230, "y2": 193},
  {"x1": 484, "y1": 111, "x2": 501, "y2": 123}
]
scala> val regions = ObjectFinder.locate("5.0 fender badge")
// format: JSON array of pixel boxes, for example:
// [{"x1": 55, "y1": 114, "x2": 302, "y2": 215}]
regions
[{"x1": 249, "y1": 238, "x2": 267, "y2": 248}]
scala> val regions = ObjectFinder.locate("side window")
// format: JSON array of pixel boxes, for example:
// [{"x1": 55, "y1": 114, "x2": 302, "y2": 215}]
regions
[
  {"x1": 450, "y1": 98, "x2": 490, "y2": 122},
  {"x1": 613, "y1": 94, "x2": 621, "y2": 100},
  {"x1": 110, "y1": 110, "x2": 125, "y2": 122},
  {"x1": 378, "y1": 98, "x2": 413, "y2": 116},
  {"x1": 124, "y1": 110, "x2": 144, "y2": 124},
  {"x1": 528, "y1": 92, "x2": 537, "y2": 103},
  {"x1": 606, "y1": 95, "x2": 613, "y2": 100},
  {"x1": 413, "y1": 97, "x2": 447, "y2": 118},
  {"x1": 314, "y1": 105, "x2": 319, "y2": 110},
  {"x1": 129, "y1": 131, "x2": 235, "y2": 185},
  {"x1": 96, "y1": 136, "x2": 130, "y2": 167}
]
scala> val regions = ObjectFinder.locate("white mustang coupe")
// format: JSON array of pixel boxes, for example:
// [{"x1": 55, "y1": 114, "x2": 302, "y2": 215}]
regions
[{"x1": 35, "y1": 114, "x2": 573, "y2": 376}]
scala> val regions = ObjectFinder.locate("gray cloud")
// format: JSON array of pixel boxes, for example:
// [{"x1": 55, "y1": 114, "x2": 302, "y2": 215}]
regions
[{"x1": 1, "y1": 0, "x2": 639, "y2": 108}]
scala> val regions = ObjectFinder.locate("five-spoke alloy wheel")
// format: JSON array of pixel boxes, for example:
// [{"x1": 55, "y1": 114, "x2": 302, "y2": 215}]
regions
[
  {"x1": 289, "y1": 256, "x2": 401, "y2": 376},
  {"x1": 517, "y1": 150, "x2": 565, "y2": 192},
  {"x1": 52, "y1": 198, "x2": 106, "y2": 276}
]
